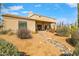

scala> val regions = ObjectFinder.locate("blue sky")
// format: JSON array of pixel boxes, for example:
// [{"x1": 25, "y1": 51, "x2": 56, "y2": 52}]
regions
[{"x1": 0, "y1": 3, "x2": 77, "y2": 25}]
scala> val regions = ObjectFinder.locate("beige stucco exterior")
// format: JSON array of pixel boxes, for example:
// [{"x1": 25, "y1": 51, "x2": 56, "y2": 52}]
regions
[
  {"x1": 2, "y1": 13, "x2": 56, "y2": 33},
  {"x1": 3, "y1": 16, "x2": 19, "y2": 33},
  {"x1": 27, "y1": 20, "x2": 36, "y2": 32},
  {"x1": 3, "y1": 16, "x2": 36, "y2": 33}
]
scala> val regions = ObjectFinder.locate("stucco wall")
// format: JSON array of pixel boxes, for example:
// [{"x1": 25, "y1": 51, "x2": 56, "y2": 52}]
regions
[
  {"x1": 3, "y1": 17, "x2": 36, "y2": 33},
  {"x1": 3, "y1": 15, "x2": 56, "y2": 33},
  {"x1": 3, "y1": 17, "x2": 19, "y2": 33},
  {"x1": 27, "y1": 20, "x2": 35, "y2": 32}
]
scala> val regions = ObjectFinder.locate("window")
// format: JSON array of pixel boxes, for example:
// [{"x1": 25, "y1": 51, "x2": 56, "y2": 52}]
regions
[{"x1": 19, "y1": 21, "x2": 27, "y2": 29}]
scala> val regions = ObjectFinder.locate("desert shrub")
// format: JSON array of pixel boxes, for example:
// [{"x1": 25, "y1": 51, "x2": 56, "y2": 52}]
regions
[
  {"x1": 9, "y1": 32, "x2": 14, "y2": 35},
  {"x1": 0, "y1": 30, "x2": 8, "y2": 34},
  {"x1": 71, "y1": 30, "x2": 79, "y2": 39},
  {"x1": 8, "y1": 31, "x2": 15, "y2": 35},
  {"x1": 68, "y1": 38, "x2": 78, "y2": 46},
  {"x1": 0, "y1": 39, "x2": 20, "y2": 56},
  {"x1": 70, "y1": 26, "x2": 78, "y2": 33},
  {"x1": 56, "y1": 26, "x2": 70, "y2": 37},
  {"x1": 73, "y1": 42, "x2": 79, "y2": 56},
  {"x1": 17, "y1": 29, "x2": 32, "y2": 39},
  {"x1": 70, "y1": 27, "x2": 79, "y2": 46},
  {"x1": 0, "y1": 30, "x2": 11, "y2": 34},
  {"x1": 49, "y1": 28, "x2": 55, "y2": 33},
  {"x1": 70, "y1": 31, "x2": 79, "y2": 46}
]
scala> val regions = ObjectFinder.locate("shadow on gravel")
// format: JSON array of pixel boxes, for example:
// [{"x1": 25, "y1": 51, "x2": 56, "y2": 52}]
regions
[
  {"x1": 60, "y1": 53, "x2": 73, "y2": 56},
  {"x1": 66, "y1": 38, "x2": 76, "y2": 47},
  {"x1": 54, "y1": 33, "x2": 65, "y2": 37},
  {"x1": 19, "y1": 52, "x2": 30, "y2": 56}
]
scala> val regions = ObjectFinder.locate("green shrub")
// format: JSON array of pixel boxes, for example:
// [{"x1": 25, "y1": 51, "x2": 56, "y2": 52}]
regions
[
  {"x1": 69, "y1": 38, "x2": 78, "y2": 46},
  {"x1": 70, "y1": 29, "x2": 79, "y2": 46},
  {"x1": 49, "y1": 28, "x2": 55, "y2": 33},
  {"x1": 56, "y1": 26, "x2": 70, "y2": 37},
  {"x1": 0, "y1": 30, "x2": 11, "y2": 34},
  {"x1": 8, "y1": 32, "x2": 15, "y2": 35},
  {"x1": 0, "y1": 30, "x2": 8, "y2": 34},
  {"x1": 71, "y1": 30, "x2": 79, "y2": 40},
  {"x1": 73, "y1": 42, "x2": 79, "y2": 56},
  {"x1": 70, "y1": 25, "x2": 78, "y2": 34},
  {"x1": 0, "y1": 39, "x2": 20, "y2": 56}
]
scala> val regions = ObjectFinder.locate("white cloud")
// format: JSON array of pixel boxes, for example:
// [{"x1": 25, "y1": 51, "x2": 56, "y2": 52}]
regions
[
  {"x1": 1, "y1": 8, "x2": 9, "y2": 14},
  {"x1": 34, "y1": 4, "x2": 41, "y2": 7},
  {"x1": 66, "y1": 3, "x2": 77, "y2": 8},
  {"x1": 9, "y1": 12, "x2": 19, "y2": 15},
  {"x1": 22, "y1": 11, "x2": 28, "y2": 13},
  {"x1": 8, "y1": 5, "x2": 24, "y2": 10},
  {"x1": 1, "y1": 4, "x2": 9, "y2": 14},
  {"x1": 1, "y1": 5, "x2": 20, "y2": 15},
  {"x1": 1, "y1": 8, "x2": 19, "y2": 15}
]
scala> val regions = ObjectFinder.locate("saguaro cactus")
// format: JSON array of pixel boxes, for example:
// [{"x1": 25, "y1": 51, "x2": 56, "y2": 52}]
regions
[{"x1": 78, "y1": 3, "x2": 79, "y2": 27}]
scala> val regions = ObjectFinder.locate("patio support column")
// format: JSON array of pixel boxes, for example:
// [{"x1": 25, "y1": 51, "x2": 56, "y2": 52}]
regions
[{"x1": 42, "y1": 25, "x2": 44, "y2": 31}]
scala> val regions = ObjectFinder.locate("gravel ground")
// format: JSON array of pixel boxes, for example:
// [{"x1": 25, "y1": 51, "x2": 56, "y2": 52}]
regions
[{"x1": 0, "y1": 31, "x2": 74, "y2": 56}]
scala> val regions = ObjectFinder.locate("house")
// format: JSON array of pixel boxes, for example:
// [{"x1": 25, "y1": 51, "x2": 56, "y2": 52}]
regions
[{"x1": 2, "y1": 12, "x2": 56, "y2": 33}]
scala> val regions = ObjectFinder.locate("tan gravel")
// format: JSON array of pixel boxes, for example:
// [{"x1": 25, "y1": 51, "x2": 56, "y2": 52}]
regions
[{"x1": 0, "y1": 31, "x2": 74, "y2": 56}]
